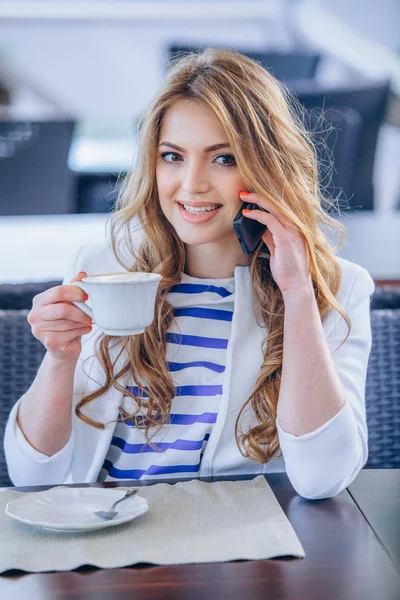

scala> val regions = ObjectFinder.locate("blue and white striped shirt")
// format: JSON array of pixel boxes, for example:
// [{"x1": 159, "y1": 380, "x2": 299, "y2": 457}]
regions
[{"x1": 98, "y1": 272, "x2": 235, "y2": 481}]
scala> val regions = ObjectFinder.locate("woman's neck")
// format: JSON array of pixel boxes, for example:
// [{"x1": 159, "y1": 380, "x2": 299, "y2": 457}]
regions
[{"x1": 184, "y1": 240, "x2": 250, "y2": 279}]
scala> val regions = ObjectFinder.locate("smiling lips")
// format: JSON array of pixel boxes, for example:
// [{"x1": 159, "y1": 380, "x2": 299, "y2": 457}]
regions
[{"x1": 177, "y1": 201, "x2": 223, "y2": 223}]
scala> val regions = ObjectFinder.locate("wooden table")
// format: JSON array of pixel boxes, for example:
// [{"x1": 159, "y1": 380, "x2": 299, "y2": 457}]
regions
[
  {"x1": 1, "y1": 471, "x2": 400, "y2": 600},
  {"x1": 348, "y1": 469, "x2": 400, "y2": 573}
]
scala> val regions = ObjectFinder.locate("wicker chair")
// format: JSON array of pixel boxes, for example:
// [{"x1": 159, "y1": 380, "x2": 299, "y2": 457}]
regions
[
  {"x1": 0, "y1": 308, "x2": 399, "y2": 487},
  {"x1": 0, "y1": 281, "x2": 61, "y2": 311},
  {"x1": 370, "y1": 285, "x2": 400, "y2": 310},
  {"x1": 0, "y1": 310, "x2": 47, "y2": 486},
  {"x1": 365, "y1": 309, "x2": 400, "y2": 468}
]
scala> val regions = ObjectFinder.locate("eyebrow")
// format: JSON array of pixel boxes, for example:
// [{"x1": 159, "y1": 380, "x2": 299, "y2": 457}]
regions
[{"x1": 158, "y1": 141, "x2": 231, "y2": 153}]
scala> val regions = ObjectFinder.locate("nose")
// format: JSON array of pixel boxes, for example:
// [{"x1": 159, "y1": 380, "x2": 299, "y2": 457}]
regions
[{"x1": 181, "y1": 160, "x2": 210, "y2": 194}]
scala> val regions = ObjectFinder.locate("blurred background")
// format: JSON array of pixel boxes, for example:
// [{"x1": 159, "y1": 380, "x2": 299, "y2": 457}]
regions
[
  {"x1": 0, "y1": 0, "x2": 399, "y2": 283},
  {"x1": 0, "y1": 0, "x2": 400, "y2": 486}
]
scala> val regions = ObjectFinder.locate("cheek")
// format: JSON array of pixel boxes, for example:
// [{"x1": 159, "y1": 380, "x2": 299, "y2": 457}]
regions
[
  {"x1": 216, "y1": 176, "x2": 245, "y2": 209},
  {"x1": 156, "y1": 168, "x2": 177, "y2": 197},
  {"x1": 156, "y1": 170, "x2": 176, "y2": 218}
]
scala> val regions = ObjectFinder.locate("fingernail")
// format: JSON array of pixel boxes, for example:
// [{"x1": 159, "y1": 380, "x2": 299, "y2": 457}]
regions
[
  {"x1": 242, "y1": 209, "x2": 252, "y2": 214},
  {"x1": 240, "y1": 191, "x2": 250, "y2": 196},
  {"x1": 88, "y1": 325, "x2": 92, "y2": 331},
  {"x1": 84, "y1": 293, "x2": 89, "y2": 301}
]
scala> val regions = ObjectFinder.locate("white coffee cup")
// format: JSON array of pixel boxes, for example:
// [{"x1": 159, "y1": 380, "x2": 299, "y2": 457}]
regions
[{"x1": 71, "y1": 271, "x2": 163, "y2": 336}]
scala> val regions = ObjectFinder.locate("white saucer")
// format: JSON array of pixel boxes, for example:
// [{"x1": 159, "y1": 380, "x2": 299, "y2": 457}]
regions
[{"x1": 6, "y1": 487, "x2": 149, "y2": 533}]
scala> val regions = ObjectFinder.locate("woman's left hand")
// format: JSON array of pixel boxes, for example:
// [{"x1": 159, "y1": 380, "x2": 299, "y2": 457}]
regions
[{"x1": 240, "y1": 192, "x2": 313, "y2": 298}]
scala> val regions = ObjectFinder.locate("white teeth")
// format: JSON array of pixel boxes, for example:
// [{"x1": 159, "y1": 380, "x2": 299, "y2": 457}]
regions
[{"x1": 183, "y1": 204, "x2": 221, "y2": 214}]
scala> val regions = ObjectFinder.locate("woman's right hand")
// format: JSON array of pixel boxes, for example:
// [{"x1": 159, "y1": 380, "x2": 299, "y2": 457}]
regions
[{"x1": 27, "y1": 272, "x2": 93, "y2": 363}]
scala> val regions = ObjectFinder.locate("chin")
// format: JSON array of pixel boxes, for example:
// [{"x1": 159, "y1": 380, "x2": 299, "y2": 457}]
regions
[{"x1": 174, "y1": 228, "x2": 218, "y2": 246}]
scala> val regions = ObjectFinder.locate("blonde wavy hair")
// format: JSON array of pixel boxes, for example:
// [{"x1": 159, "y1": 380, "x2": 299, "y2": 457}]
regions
[{"x1": 76, "y1": 47, "x2": 351, "y2": 463}]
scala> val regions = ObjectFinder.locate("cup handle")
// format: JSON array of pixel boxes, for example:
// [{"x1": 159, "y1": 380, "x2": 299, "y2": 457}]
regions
[{"x1": 71, "y1": 281, "x2": 93, "y2": 319}]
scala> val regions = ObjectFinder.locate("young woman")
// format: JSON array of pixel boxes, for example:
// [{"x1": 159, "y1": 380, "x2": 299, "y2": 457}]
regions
[{"x1": 4, "y1": 49, "x2": 375, "y2": 499}]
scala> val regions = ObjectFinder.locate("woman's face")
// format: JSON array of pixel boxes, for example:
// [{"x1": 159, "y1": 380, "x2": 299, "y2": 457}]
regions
[{"x1": 156, "y1": 100, "x2": 248, "y2": 250}]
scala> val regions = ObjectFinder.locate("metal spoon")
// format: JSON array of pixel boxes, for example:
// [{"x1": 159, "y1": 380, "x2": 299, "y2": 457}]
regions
[{"x1": 94, "y1": 488, "x2": 139, "y2": 520}]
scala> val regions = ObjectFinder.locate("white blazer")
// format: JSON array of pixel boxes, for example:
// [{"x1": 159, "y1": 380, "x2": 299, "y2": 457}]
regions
[{"x1": 4, "y1": 229, "x2": 375, "y2": 499}]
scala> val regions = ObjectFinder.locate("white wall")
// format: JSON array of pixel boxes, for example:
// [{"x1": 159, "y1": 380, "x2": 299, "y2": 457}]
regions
[
  {"x1": 322, "y1": 0, "x2": 400, "y2": 51},
  {"x1": 0, "y1": 12, "x2": 291, "y2": 118}
]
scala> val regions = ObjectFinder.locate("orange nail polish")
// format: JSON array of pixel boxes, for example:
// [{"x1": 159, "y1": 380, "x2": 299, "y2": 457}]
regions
[
  {"x1": 84, "y1": 293, "x2": 89, "y2": 301},
  {"x1": 240, "y1": 191, "x2": 250, "y2": 196},
  {"x1": 242, "y1": 209, "x2": 252, "y2": 214}
]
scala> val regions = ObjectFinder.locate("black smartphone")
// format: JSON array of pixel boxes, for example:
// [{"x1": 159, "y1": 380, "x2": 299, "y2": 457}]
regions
[{"x1": 233, "y1": 201, "x2": 268, "y2": 255}]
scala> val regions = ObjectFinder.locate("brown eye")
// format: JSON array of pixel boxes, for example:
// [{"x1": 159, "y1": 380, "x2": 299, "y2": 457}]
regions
[
  {"x1": 214, "y1": 154, "x2": 236, "y2": 168},
  {"x1": 160, "y1": 152, "x2": 182, "y2": 163}
]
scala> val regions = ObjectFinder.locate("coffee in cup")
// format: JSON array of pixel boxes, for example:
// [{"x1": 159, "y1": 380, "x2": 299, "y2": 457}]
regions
[{"x1": 71, "y1": 271, "x2": 163, "y2": 336}]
